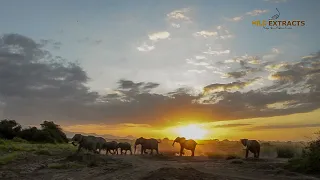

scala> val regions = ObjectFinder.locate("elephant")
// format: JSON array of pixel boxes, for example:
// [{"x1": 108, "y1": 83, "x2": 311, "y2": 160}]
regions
[
  {"x1": 240, "y1": 139, "x2": 260, "y2": 158},
  {"x1": 134, "y1": 137, "x2": 160, "y2": 155},
  {"x1": 71, "y1": 134, "x2": 99, "y2": 154},
  {"x1": 102, "y1": 141, "x2": 118, "y2": 155},
  {"x1": 96, "y1": 137, "x2": 107, "y2": 154},
  {"x1": 172, "y1": 137, "x2": 197, "y2": 156},
  {"x1": 117, "y1": 142, "x2": 132, "y2": 155}
]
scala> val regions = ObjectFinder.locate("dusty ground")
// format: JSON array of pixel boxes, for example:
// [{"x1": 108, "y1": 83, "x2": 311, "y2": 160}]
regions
[{"x1": 0, "y1": 152, "x2": 319, "y2": 180}]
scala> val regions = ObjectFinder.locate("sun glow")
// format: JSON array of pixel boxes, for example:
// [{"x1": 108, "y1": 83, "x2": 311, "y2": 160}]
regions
[{"x1": 175, "y1": 124, "x2": 208, "y2": 139}]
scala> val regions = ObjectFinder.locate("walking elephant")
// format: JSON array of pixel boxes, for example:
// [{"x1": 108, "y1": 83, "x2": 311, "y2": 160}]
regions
[
  {"x1": 240, "y1": 139, "x2": 260, "y2": 158},
  {"x1": 172, "y1": 137, "x2": 197, "y2": 156},
  {"x1": 71, "y1": 134, "x2": 99, "y2": 154},
  {"x1": 102, "y1": 141, "x2": 118, "y2": 155},
  {"x1": 117, "y1": 142, "x2": 132, "y2": 155},
  {"x1": 96, "y1": 137, "x2": 107, "y2": 154},
  {"x1": 134, "y1": 137, "x2": 160, "y2": 155}
]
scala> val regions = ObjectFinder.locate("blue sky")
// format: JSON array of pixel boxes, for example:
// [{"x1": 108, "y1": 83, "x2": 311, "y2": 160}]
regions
[{"x1": 1, "y1": 0, "x2": 319, "y2": 93}]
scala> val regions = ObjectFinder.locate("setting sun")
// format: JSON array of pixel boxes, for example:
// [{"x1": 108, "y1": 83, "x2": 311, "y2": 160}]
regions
[{"x1": 176, "y1": 124, "x2": 208, "y2": 139}]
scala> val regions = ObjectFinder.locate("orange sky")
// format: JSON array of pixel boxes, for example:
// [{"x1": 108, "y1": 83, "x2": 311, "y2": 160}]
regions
[{"x1": 63, "y1": 108, "x2": 320, "y2": 141}]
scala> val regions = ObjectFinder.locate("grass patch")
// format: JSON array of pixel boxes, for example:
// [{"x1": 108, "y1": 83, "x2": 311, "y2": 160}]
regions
[
  {"x1": 0, "y1": 151, "x2": 22, "y2": 165},
  {"x1": 12, "y1": 137, "x2": 29, "y2": 143},
  {"x1": 0, "y1": 139, "x2": 76, "y2": 153},
  {"x1": 35, "y1": 149, "x2": 52, "y2": 156}
]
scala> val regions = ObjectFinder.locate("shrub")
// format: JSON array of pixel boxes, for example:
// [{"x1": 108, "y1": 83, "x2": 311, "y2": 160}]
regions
[
  {"x1": 285, "y1": 131, "x2": 320, "y2": 174},
  {"x1": 277, "y1": 146, "x2": 295, "y2": 158},
  {"x1": 18, "y1": 127, "x2": 55, "y2": 143},
  {"x1": 0, "y1": 119, "x2": 21, "y2": 139}
]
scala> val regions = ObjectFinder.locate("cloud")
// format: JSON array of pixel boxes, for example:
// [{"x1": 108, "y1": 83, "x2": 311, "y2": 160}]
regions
[
  {"x1": 137, "y1": 42, "x2": 155, "y2": 52},
  {"x1": 213, "y1": 123, "x2": 251, "y2": 128},
  {"x1": 249, "y1": 123, "x2": 320, "y2": 130},
  {"x1": 226, "y1": 16, "x2": 243, "y2": 22},
  {"x1": 195, "y1": 55, "x2": 207, "y2": 60},
  {"x1": 216, "y1": 25, "x2": 234, "y2": 39},
  {"x1": 171, "y1": 23, "x2": 181, "y2": 28},
  {"x1": 1, "y1": 34, "x2": 319, "y2": 127},
  {"x1": 268, "y1": 51, "x2": 320, "y2": 88},
  {"x1": 193, "y1": 31, "x2": 218, "y2": 38},
  {"x1": 148, "y1": 31, "x2": 170, "y2": 41},
  {"x1": 224, "y1": 71, "x2": 248, "y2": 79},
  {"x1": 167, "y1": 8, "x2": 191, "y2": 21},
  {"x1": 226, "y1": 9, "x2": 269, "y2": 22},
  {"x1": 186, "y1": 59, "x2": 210, "y2": 66},
  {"x1": 246, "y1": 9, "x2": 269, "y2": 16},
  {"x1": 203, "y1": 78, "x2": 261, "y2": 93},
  {"x1": 203, "y1": 49, "x2": 230, "y2": 55},
  {"x1": 187, "y1": 69, "x2": 207, "y2": 74},
  {"x1": 39, "y1": 39, "x2": 62, "y2": 50}
]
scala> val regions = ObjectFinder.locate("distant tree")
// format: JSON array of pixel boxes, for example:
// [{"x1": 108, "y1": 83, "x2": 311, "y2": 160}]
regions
[
  {"x1": 40, "y1": 121, "x2": 68, "y2": 143},
  {"x1": 0, "y1": 119, "x2": 22, "y2": 139}
]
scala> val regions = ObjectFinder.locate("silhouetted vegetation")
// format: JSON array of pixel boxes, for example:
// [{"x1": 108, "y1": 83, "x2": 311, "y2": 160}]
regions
[
  {"x1": 285, "y1": 131, "x2": 320, "y2": 174},
  {"x1": 0, "y1": 119, "x2": 68, "y2": 144},
  {"x1": 0, "y1": 119, "x2": 22, "y2": 139},
  {"x1": 276, "y1": 146, "x2": 295, "y2": 158}
]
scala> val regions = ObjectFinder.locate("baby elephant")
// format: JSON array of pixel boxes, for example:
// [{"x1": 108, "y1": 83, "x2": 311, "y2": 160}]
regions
[
  {"x1": 117, "y1": 142, "x2": 132, "y2": 155},
  {"x1": 103, "y1": 141, "x2": 118, "y2": 155}
]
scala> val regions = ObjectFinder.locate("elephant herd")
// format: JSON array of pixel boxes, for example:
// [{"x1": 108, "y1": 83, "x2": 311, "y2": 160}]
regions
[
  {"x1": 71, "y1": 134, "x2": 132, "y2": 155},
  {"x1": 71, "y1": 134, "x2": 261, "y2": 158}
]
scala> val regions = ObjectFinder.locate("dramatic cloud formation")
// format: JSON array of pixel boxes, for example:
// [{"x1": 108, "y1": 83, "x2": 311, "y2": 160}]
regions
[{"x1": 0, "y1": 30, "x2": 319, "y2": 126}]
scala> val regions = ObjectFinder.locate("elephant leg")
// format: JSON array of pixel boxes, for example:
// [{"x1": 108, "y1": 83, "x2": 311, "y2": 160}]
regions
[
  {"x1": 141, "y1": 148, "x2": 144, "y2": 155},
  {"x1": 77, "y1": 145, "x2": 82, "y2": 153},
  {"x1": 180, "y1": 148, "x2": 184, "y2": 156},
  {"x1": 156, "y1": 148, "x2": 159, "y2": 154},
  {"x1": 150, "y1": 149, "x2": 153, "y2": 155},
  {"x1": 191, "y1": 149, "x2": 195, "y2": 157},
  {"x1": 130, "y1": 149, "x2": 132, "y2": 155}
]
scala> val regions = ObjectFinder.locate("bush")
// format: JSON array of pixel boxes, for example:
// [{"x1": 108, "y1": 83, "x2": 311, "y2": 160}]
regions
[
  {"x1": 277, "y1": 146, "x2": 295, "y2": 158},
  {"x1": 18, "y1": 127, "x2": 55, "y2": 143},
  {"x1": 285, "y1": 132, "x2": 320, "y2": 174},
  {"x1": 0, "y1": 119, "x2": 21, "y2": 139}
]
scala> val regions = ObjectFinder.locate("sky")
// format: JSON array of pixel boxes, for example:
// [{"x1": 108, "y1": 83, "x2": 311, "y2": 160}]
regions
[{"x1": 0, "y1": 0, "x2": 319, "y2": 141}]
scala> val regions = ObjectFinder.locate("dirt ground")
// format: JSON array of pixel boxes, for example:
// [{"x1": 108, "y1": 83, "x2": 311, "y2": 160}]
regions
[{"x1": 1, "y1": 151, "x2": 319, "y2": 180}]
